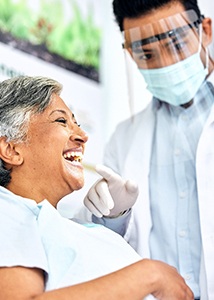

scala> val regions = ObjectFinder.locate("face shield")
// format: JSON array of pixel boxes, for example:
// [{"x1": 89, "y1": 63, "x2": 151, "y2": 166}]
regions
[
  {"x1": 123, "y1": 10, "x2": 204, "y2": 69},
  {"x1": 123, "y1": 10, "x2": 210, "y2": 106}
]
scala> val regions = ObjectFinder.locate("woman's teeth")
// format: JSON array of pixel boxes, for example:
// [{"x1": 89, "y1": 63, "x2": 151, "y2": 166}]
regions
[{"x1": 63, "y1": 151, "x2": 83, "y2": 162}]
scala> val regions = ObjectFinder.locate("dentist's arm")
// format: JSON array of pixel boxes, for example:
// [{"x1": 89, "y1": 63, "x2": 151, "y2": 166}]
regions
[{"x1": 84, "y1": 164, "x2": 139, "y2": 218}]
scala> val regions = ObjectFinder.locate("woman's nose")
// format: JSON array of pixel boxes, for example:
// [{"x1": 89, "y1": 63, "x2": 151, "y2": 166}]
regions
[{"x1": 70, "y1": 125, "x2": 88, "y2": 144}]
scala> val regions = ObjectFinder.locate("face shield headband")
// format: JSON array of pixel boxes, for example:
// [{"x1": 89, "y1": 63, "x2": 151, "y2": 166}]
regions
[{"x1": 122, "y1": 10, "x2": 205, "y2": 69}]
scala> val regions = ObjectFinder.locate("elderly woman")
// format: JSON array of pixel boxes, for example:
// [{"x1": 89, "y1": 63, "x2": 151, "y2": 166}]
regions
[{"x1": 0, "y1": 76, "x2": 193, "y2": 300}]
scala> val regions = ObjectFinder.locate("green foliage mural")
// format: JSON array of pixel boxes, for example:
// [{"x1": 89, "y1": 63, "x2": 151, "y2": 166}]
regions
[{"x1": 0, "y1": 0, "x2": 102, "y2": 80}]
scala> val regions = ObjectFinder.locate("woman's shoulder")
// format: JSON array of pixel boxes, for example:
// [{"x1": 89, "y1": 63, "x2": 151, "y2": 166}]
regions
[{"x1": 0, "y1": 187, "x2": 48, "y2": 273}]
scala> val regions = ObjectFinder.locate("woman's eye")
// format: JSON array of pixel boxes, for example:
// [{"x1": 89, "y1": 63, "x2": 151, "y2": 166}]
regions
[{"x1": 55, "y1": 118, "x2": 67, "y2": 124}]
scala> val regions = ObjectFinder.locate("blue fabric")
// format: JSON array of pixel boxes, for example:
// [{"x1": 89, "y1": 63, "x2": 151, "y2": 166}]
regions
[{"x1": 92, "y1": 208, "x2": 131, "y2": 236}]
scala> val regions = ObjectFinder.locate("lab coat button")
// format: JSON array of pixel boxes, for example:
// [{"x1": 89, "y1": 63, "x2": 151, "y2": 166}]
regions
[
  {"x1": 174, "y1": 149, "x2": 180, "y2": 156},
  {"x1": 179, "y1": 230, "x2": 186, "y2": 237},
  {"x1": 185, "y1": 274, "x2": 191, "y2": 281},
  {"x1": 179, "y1": 192, "x2": 186, "y2": 198}
]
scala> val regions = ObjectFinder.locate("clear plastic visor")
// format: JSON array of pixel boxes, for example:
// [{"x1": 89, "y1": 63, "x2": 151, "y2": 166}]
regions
[{"x1": 123, "y1": 10, "x2": 204, "y2": 69}]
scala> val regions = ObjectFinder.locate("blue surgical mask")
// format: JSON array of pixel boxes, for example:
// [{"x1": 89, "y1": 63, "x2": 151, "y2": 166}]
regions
[{"x1": 139, "y1": 34, "x2": 208, "y2": 106}]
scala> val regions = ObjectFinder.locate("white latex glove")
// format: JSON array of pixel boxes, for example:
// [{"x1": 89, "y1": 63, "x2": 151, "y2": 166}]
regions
[{"x1": 84, "y1": 164, "x2": 139, "y2": 218}]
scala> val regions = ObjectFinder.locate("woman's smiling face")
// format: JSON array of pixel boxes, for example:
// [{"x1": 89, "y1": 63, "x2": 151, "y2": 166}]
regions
[{"x1": 15, "y1": 93, "x2": 88, "y2": 205}]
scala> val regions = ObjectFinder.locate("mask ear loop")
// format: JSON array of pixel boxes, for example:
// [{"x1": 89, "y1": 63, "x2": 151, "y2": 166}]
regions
[{"x1": 205, "y1": 47, "x2": 209, "y2": 71}]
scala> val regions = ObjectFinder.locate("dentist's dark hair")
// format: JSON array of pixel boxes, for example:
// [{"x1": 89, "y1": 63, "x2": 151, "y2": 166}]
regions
[
  {"x1": 112, "y1": 0, "x2": 202, "y2": 31},
  {"x1": 0, "y1": 76, "x2": 62, "y2": 187}
]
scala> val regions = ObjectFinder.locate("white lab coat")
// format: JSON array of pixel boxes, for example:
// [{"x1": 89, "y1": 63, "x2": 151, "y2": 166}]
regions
[{"x1": 104, "y1": 100, "x2": 214, "y2": 299}]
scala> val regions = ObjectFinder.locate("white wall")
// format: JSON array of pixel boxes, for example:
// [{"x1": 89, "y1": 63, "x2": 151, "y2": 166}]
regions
[{"x1": 100, "y1": 0, "x2": 152, "y2": 143}]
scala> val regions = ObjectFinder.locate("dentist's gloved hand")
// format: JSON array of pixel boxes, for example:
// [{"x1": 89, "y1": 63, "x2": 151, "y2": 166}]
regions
[{"x1": 84, "y1": 164, "x2": 139, "y2": 218}]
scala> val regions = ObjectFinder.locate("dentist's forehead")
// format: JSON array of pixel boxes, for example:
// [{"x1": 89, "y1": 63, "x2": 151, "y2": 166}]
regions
[{"x1": 123, "y1": 10, "x2": 200, "y2": 45}]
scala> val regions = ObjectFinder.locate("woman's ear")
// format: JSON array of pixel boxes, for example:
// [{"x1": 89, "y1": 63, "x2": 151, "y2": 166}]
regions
[
  {"x1": 0, "y1": 137, "x2": 23, "y2": 166},
  {"x1": 202, "y1": 17, "x2": 212, "y2": 46}
]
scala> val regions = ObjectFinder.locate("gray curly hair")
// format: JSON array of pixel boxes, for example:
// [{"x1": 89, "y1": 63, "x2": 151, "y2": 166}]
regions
[{"x1": 0, "y1": 75, "x2": 62, "y2": 187}]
